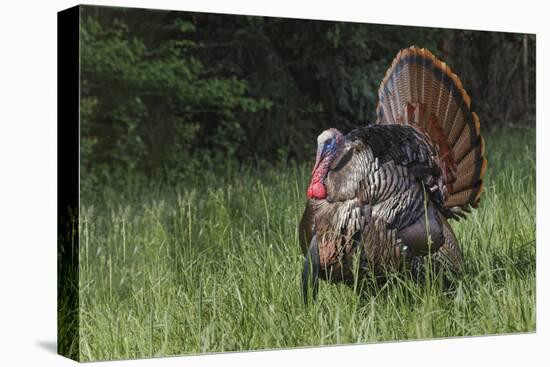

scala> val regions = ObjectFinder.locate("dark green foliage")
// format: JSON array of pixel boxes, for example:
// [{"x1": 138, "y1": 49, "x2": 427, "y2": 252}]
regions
[
  {"x1": 79, "y1": 5, "x2": 535, "y2": 189},
  {"x1": 80, "y1": 6, "x2": 271, "y2": 190},
  {"x1": 190, "y1": 15, "x2": 445, "y2": 162}
]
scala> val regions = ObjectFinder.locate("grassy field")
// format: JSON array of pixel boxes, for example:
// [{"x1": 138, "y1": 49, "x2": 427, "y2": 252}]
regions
[{"x1": 77, "y1": 127, "x2": 535, "y2": 362}]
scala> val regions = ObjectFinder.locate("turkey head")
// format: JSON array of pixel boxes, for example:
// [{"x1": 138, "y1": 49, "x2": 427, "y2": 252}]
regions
[{"x1": 307, "y1": 128, "x2": 344, "y2": 200}]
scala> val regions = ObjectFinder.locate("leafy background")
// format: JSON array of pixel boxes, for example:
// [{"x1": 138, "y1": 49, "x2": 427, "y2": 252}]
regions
[{"x1": 80, "y1": 6, "x2": 535, "y2": 192}]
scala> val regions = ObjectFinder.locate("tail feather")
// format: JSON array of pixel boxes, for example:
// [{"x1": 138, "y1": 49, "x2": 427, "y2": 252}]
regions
[
  {"x1": 452, "y1": 112, "x2": 482, "y2": 163},
  {"x1": 445, "y1": 181, "x2": 483, "y2": 208},
  {"x1": 376, "y1": 46, "x2": 487, "y2": 214},
  {"x1": 454, "y1": 137, "x2": 486, "y2": 193}
]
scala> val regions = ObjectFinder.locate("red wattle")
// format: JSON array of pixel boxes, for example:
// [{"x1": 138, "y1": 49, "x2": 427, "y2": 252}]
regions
[
  {"x1": 307, "y1": 186, "x2": 314, "y2": 199},
  {"x1": 307, "y1": 181, "x2": 327, "y2": 199}
]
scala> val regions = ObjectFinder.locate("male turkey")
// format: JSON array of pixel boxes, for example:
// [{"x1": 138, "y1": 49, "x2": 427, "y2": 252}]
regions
[{"x1": 299, "y1": 46, "x2": 487, "y2": 302}]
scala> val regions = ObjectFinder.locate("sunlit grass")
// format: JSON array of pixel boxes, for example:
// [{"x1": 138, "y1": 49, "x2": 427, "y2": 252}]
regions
[{"x1": 76, "y1": 127, "x2": 535, "y2": 361}]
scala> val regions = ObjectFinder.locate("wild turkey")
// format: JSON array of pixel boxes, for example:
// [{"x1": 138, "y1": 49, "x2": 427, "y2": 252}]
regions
[{"x1": 299, "y1": 46, "x2": 487, "y2": 302}]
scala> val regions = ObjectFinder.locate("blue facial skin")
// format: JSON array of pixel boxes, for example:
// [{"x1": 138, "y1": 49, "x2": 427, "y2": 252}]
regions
[{"x1": 321, "y1": 138, "x2": 336, "y2": 157}]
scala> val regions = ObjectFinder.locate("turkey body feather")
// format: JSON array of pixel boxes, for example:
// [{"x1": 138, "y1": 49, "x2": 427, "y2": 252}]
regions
[
  {"x1": 300, "y1": 47, "x2": 486, "y2": 299},
  {"x1": 301, "y1": 125, "x2": 450, "y2": 278}
]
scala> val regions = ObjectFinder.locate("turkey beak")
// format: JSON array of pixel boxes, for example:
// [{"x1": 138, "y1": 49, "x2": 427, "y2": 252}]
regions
[{"x1": 311, "y1": 146, "x2": 325, "y2": 174}]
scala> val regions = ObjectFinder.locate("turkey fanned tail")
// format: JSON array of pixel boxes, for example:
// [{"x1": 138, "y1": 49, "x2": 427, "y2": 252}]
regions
[{"x1": 376, "y1": 46, "x2": 487, "y2": 216}]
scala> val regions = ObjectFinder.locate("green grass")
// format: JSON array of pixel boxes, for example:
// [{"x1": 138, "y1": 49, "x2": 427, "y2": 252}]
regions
[{"x1": 77, "y1": 127, "x2": 535, "y2": 361}]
